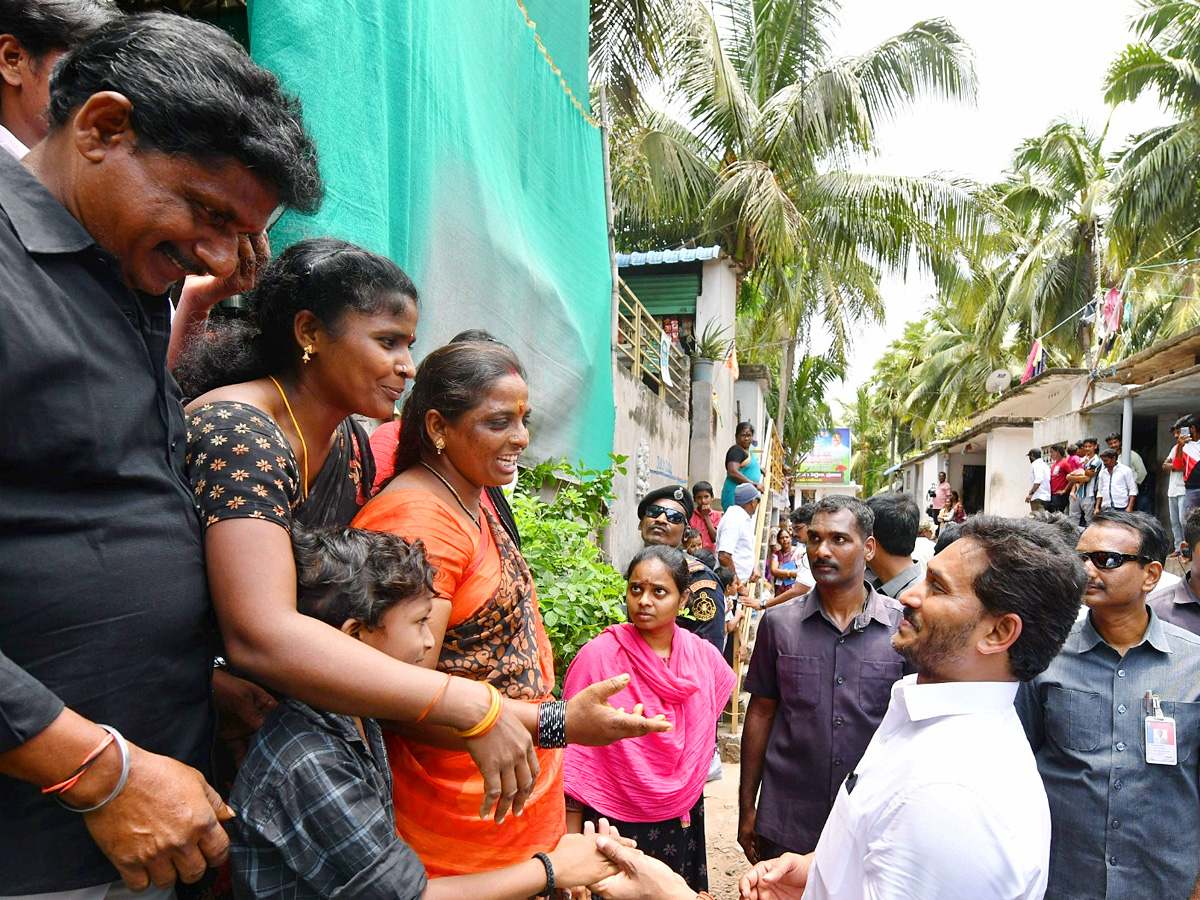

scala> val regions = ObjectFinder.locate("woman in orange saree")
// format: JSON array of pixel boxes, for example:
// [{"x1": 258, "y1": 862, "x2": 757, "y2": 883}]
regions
[{"x1": 354, "y1": 341, "x2": 664, "y2": 877}]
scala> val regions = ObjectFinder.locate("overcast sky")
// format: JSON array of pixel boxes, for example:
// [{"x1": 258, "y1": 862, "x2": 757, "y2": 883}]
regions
[{"x1": 820, "y1": 0, "x2": 1170, "y2": 409}]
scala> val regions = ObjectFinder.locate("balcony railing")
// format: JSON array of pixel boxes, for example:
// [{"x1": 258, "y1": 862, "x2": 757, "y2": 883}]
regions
[{"x1": 615, "y1": 280, "x2": 690, "y2": 417}]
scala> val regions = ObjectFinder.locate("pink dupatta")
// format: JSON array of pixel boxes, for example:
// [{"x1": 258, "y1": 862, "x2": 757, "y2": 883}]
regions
[{"x1": 562, "y1": 623, "x2": 735, "y2": 823}]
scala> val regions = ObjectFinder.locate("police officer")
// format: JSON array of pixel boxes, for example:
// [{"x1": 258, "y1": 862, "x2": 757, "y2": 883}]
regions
[{"x1": 637, "y1": 485, "x2": 726, "y2": 652}]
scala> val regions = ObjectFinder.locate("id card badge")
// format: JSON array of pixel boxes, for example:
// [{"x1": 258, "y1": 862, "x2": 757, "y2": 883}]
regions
[{"x1": 1145, "y1": 716, "x2": 1178, "y2": 765}]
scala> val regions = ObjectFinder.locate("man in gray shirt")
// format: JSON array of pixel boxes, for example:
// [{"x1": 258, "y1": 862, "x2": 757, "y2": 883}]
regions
[
  {"x1": 1017, "y1": 509, "x2": 1200, "y2": 899},
  {"x1": 739, "y1": 496, "x2": 906, "y2": 862},
  {"x1": 1150, "y1": 507, "x2": 1200, "y2": 635},
  {"x1": 865, "y1": 492, "x2": 923, "y2": 599}
]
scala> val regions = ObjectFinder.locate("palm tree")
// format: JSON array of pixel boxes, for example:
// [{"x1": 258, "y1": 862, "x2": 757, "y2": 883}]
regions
[
  {"x1": 590, "y1": 0, "x2": 680, "y2": 117},
  {"x1": 842, "y1": 385, "x2": 889, "y2": 496},
  {"x1": 606, "y1": 0, "x2": 984, "y2": 438},
  {"x1": 769, "y1": 352, "x2": 844, "y2": 467},
  {"x1": 988, "y1": 121, "x2": 1112, "y2": 362},
  {"x1": 1105, "y1": 0, "x2": 1200, "y2": 265}
]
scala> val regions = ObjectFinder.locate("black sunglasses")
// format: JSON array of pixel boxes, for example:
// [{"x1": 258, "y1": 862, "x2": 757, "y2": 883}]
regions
[
  {"x1": 644, "y1": 504, "x2": 687, "y2": 526},
  {"x1": 1077, "y1": 550, "x2": 1152, "y2": 570}
]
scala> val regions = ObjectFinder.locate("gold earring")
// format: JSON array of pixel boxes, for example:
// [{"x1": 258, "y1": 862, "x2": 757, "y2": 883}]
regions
[
  {"x1": 302, "y1": 344, "x2": 314, "y2": 364},
  {"x1": 434, "y1": 438, "x2": 445, "y2": 455}
]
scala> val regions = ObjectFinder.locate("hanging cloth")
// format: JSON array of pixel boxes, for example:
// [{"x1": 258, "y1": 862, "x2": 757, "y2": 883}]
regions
[{"x1": 1021, "y1": 339, "x2": 1044, "y2": 384}]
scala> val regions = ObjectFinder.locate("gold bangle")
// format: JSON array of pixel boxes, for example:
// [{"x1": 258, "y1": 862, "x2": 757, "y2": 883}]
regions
[{"x1": 455, "y1": 684, "x2": 504, "y2": 740}]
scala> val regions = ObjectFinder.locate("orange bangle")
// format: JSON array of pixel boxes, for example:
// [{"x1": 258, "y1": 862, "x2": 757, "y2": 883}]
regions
[
  {"x1": 42, "y1": 732, "x2": 115, "y2": 796},
  {"x1": 455, "y1": 684, "x2": 504, "y2": 739},
  {"x1": 415, "y1": 673, "x2": 453, "y2": 724}
]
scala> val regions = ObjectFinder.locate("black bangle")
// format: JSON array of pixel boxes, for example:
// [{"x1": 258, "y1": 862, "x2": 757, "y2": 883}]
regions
[
  {"x1": 533, "y1": 851, "x2": 555, "y2": 897},
  {"x1": 537, "y1": 699, "x2": 566, "y2": 749}
]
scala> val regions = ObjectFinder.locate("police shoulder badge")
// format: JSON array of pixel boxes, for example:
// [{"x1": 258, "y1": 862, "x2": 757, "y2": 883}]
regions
[{"x1": 689, "y1": 589, "x2": 719, "y2": 622}]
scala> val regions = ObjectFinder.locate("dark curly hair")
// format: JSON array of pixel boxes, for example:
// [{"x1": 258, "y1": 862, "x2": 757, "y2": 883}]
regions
[
  {"x1": 957, "y1": 515, "x2": 1086, "y2": 681},
  {"x1": 47, "y1": 12, "x2": 321, "y2": 213},
  {"x1": 173, "y1": 238, "x2": 417, "y2": 399},
  {"x1": 293, "y1": 526, "x2": 436, "y2": 628}
]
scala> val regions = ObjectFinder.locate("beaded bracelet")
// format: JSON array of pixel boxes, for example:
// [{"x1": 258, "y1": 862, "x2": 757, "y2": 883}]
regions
[
  {"x1": 532, "y1": 851, "x2": 555, "y2": 897},
  {"x1": 54, "y1": 725, "x2": 131, "y2": 813},
  {"x1": 454, "y1": 684, "x2": 503, "y2": 740},
  {"x1": 537, "y1": 699, "x2": 566, "y2": 749}
]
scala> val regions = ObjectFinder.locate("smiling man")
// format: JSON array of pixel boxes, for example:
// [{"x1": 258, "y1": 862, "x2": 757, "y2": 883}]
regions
[
  {"x1": 740, "y1": 516, "x2": 1085, "y2": 900},
  {"x1": 738, "y1": 496, "x2": 906, "y2": 864},
  {"x1": 0, "y1": 13, "x2": 321, "y2": 898},
  {"x1": 1017, "y1": 509, "x2": 1200, "y2": 900}
]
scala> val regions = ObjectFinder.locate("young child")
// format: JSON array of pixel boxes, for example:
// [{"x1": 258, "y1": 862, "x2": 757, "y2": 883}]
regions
[
  {"x1": 717, "y1": 565, "x2": 744, "y2": 669},
  {"x1": 229, "y1": 526, "x2": 616, "y2": 900},
  {"x1": 562, "y1": 545, "x2": 735, "y2": 893},
  {"x1": 683, "y1": 526, "x2": 703, "y2": 555}
]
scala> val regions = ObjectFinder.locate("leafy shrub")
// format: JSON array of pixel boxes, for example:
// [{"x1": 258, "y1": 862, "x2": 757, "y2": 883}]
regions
[{"x1": 514, "y1": 455, "x2": 628, "y2": 678}]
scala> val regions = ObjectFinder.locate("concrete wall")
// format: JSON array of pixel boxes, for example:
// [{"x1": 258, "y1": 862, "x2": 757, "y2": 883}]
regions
[
  {"x1": 610, "y1": 361, "x2": 691, "y2": 570},
  {"x1": 1035, "y1": 410, "x2": 1121, "y2": 448},
  {"x1": 733, "y1": 367, "x2": 770, "y2": 439},
  {"x1": 690, "y1": 256, "x2": 740, "y2": 500},
  {"x1": 983, "y1": 426, "x2": 1036, "y2": 518}
]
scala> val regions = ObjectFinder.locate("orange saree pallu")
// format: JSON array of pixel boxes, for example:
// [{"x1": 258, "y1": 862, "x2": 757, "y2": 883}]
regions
[{"x1": 353, "y1": 490, "x2": 564, "y2": 877}]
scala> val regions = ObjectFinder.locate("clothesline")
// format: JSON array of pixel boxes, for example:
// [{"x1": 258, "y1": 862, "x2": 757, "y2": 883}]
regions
[
  {"x1": 1128, "y1": 256, "x2": 1200, "y2": 271},
  {"x1": 1119, "y1": 289, "x2": 1200, "y2": 303}
]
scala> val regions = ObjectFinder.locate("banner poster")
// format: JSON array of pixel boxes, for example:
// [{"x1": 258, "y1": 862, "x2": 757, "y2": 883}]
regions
[{"x1": 795, "y1": 427, "x2": 852, "y2": 485}]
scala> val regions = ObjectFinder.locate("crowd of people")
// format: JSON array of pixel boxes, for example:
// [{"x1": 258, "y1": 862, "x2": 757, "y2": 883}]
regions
[{"x1": 5, "y1": 4, "x2": 1200, "y2": 900}]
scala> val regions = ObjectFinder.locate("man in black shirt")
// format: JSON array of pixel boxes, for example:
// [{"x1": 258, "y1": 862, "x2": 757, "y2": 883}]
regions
[{"x1": 0, "y1": 13, "x2": 321, "y2": 895}]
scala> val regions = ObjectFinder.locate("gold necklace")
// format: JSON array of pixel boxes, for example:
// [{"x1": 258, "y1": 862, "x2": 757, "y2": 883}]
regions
[
  {"x1": 420, "y1": 461, "x2": 479, "y2": 528},
  {"x1": 269, "y1": 376, "x2": 309, "y2": 501}
]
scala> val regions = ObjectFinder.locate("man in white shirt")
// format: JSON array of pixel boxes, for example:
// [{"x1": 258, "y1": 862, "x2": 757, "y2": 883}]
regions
[
  {"x1": 1095, "y1": 448, "x2": 1138, "y2": 514},
  {"x1": 912, "y1": 520, "x2": 936, "y2": 569},
  {"x1": 738, "y1": 515, "x2": 1087, "y2": 900},
  {"x1": 717, "y1": 481, "x2": 761, "y2": 584},
  {"x1": 1105, "y1": 431, "x2": 1147, "y2": 486},
  {"x1": 1166, "y1": 418, "x2": 1195, "y2": 553},
  {"x1": 1025, "y1": 448, "x2": 1052, "y2": 511},
  {"x1": 0, "y1": 0, "x2": 115, "y2": 159}
]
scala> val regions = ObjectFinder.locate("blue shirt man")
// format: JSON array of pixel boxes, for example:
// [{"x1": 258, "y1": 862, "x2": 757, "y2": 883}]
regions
[{"x1": 1017, "y1": 510, "x2": 1200, "y2": 899}]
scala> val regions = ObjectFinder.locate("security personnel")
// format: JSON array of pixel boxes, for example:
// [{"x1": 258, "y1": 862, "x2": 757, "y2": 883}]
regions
[{"x1": 637, "y1": 485, "x2": 726, "y2": 652}]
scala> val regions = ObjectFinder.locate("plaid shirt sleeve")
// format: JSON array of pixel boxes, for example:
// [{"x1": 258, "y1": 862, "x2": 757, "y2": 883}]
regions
[{"x1": 230, "y1": 713, "x2": 427, "y2": 900}]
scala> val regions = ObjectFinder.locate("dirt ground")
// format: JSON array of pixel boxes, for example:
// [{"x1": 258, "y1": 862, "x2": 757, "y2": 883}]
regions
[{"x1": 703, "y1": 760, "x2": 747, "y2": 900}]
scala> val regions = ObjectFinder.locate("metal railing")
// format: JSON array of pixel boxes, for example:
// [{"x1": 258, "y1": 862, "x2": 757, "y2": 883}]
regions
[{"x1": 615, "y1": 280, "x2": 690, "y2": 417}]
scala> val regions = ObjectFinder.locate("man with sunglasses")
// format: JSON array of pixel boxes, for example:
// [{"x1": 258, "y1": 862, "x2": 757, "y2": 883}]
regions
[
  {"x1": 1017, "y1": 509, "x2": 1200, "y2": 900},
  {"x1": 739, "y1": 496, "x2": 906, "y2": 865},
  {"x1": 637, "y1": 485, "x2": 726, "y2": 653}
]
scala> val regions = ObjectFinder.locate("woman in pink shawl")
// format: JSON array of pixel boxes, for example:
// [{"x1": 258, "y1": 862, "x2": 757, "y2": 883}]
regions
[{"x1": 563, "y1": 545, "x2": 735, "y2": 892}]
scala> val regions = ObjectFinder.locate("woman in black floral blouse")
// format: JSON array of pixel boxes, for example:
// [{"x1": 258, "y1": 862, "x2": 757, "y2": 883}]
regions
[{"x1": 175, "y1": 238, "x2": 541, "y2": 816}]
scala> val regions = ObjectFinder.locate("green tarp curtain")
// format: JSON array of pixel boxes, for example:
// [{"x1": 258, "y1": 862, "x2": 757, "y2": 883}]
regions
[{"x1": 247, "y1": 0, "x2": 614, "y2": 469}]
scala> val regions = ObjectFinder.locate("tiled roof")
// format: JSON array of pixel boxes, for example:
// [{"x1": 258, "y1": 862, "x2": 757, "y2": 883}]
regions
[{"x1": 616, "y1": 245, "x2": 723, "y2": 267}]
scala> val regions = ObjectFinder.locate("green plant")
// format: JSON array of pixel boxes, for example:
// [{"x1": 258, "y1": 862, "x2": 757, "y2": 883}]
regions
[
  {"x1": 691, "y1": 319, "x2": 733, "y2": 360},
  {"x1": 514, "y1": 455, "x2": 629, "y2": 679}
]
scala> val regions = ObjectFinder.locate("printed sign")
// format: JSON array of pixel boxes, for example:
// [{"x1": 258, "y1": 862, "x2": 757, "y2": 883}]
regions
[{"x1": 794, "y1": 427, "x2": 853, "y2": 485}]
